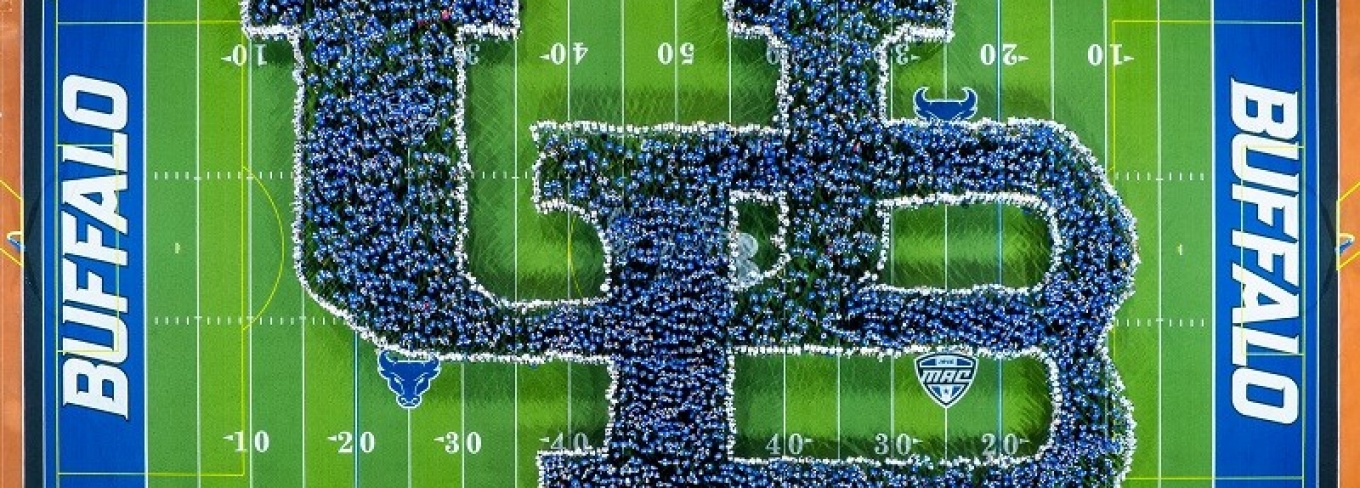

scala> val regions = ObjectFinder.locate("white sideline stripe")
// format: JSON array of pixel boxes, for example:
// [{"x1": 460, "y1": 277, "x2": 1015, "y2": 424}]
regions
[
  {"x1": 1155, "y1": 0, "x2": 1164, "y2": 484},
  {"x1": 143, "y1": 0, "x2": 150, "y2": 482},
  {"x1": 195, "y1": 1, "x2": 203, "y2": 484}
]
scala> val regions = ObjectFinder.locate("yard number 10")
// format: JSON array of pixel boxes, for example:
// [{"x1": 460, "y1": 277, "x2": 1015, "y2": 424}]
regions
[{"x1": 224, "y1": 44, "x2": 266, "y2": 67}]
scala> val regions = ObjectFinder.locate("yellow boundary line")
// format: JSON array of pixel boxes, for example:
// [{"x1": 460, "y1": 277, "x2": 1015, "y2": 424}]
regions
[
  {"x1": 1338, "y1": 180, "x2": 1360, "y2": 269},
  {"x1": 1341, "y1": 180, "x2": 1360, "y2": 203},
  {"x1": 0, "y1": 246, "x2": 18, "y2": 266},
  {"x1": 1, "y1": 177, "x2": 19, "y2": 267},
  {"x1": 0, "y1": 177, "x2": 18, "y2": 199}
]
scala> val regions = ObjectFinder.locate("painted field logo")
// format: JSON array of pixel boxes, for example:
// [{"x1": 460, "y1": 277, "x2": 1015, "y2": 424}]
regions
[
  {"x1": 914, "y1": 352, "x2": 977, "y2": 408},
  {"x1": 376, "y1": 351, "x2": 441, "y2": 409},
  {"x1": 912, "y1": 87, "x2": 979, "y2": 121}
]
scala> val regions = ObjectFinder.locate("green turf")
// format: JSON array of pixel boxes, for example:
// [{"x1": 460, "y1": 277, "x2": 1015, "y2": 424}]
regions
[{"x1": 136, "y1": 0, "x2": 1217, "y2": 485}]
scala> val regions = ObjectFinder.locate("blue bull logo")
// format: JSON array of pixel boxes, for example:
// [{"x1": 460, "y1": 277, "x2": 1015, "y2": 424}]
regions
[
  {"x1": 913, "y1": 87, "x2": 978, "y2": 121},
  {"x1": 376, "y1": 351, "x2": 441, "y2": 409}
]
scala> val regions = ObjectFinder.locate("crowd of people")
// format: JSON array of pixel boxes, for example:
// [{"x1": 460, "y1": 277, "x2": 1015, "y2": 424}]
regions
[{"x1": 247, "y1": 0, "x2": 1140, "y2": 485}]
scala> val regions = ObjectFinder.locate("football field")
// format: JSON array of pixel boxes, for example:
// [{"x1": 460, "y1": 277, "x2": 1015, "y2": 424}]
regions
[{"x1": 38, "y1": 0, "x2": 1317, "y2": 485}]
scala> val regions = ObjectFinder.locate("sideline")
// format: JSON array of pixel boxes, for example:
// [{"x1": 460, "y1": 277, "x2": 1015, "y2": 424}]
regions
[{"x1": 0, "y1": 0, "x2": 24, "y2": 485}]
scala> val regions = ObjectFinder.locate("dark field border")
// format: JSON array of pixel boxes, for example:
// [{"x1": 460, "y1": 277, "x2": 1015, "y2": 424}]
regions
[
  {"x1": 1317, "y1": 0, "x2": 1338, "y2": 486},
  {"x1": 22, "y1": 0, "x2": 40, "y2": 485}
]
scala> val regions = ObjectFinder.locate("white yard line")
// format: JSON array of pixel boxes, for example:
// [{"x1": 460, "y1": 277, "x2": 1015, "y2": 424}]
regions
[
  {"x1": 943, "y1": 39, "x2": 949, "y2": 90},
  {"x1": 247, "y1": 34, "x2": 256, "y2": 488},
  {"x1": 994, "y1": 0, "x2": 1004, "y2": 447},
  {"x1": 1155, "y1": 1, "x2": 1164, "y2": 485},
  {"x1": 351, "y1": 327, "x2": 359, "y2": 482},
  {"x1": 566, "y1": 0, "x2": 574, "y2": 442},
  {"x1": 1101, "y1": 0, "x2": 1111, "y2": 450},
  {"x1": 512, "y1": 32, "x2": 522, "y2": 488},
  {"x1": 301, "y1": 253, "x2": 307, "y2": 486},
  {"x1": 1207, "y1": 1, "x2": 1217, "y2": 477},
  {"x1": 889, "y1": 360, "x2": 895, "y2": 440},
  {"x1": 514, "y1": 364, "x2": 521, "y2": 486},
  {"x1": 889, "y1": 58, "x2": 896, "y2": 444},
  {"x1": 142, "y1": 0, "x2": 150, "y2": 481},
  {"x1": 943, "y1": 408, "x2": 949, "y2": 459},
  {"x1": 195, "y1": 2, "x2": 203, "y2": 484},
  {"x1": 460, "y1": 363, "x2": 466, "y2": 488},
  {"x1": 673, "y1": 0, "x2": 679, "y2": 122},
  {"x1": 406, "y1": 410, "x2": 412, "y2": 488},
  {"x1": 621, "y1": 0, "x2": 627, "y2": 125},
  {"x1": 1102, "y1": 0, "x2": 1109, "y2": 172}
]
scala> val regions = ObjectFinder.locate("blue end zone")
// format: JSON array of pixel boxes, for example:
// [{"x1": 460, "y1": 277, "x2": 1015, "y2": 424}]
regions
[
  {"x1": 43, "y1": 0, "x2": 147, "y2": 485},
  {"x1": 1213, "y1": 0, "x2": 1319, "y2": 485}
]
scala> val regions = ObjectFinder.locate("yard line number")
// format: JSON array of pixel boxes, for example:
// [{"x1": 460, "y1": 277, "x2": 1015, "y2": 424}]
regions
[
  {"x1": 437, "y1": 431, "x2": 483, "y2": 454},
  {"x1": 542, "y1": 431, "x2": 593, "y2": 451},
  {"x1": 979, "y1": 43, "x2": 1027, "y2": 66},
  {"x1": 544, "y1": 42, "x2": 588, "y2": 65},
  {"x1": 657, "y1": 42, "x2": 695, "y2": 65},
  {"x1": 873, "y1": 433, "x2": 921, "y2": 457},
  {"x1": 765, "y1": 433, "x2": 811, "y2": 456},
  {"x1": 330, "y1": 431, "x2": 376, "y2": 454},
  {"x1": 224, "y1": 43, "x2": 266, "y2": 67},
  {"x1": 225, "y1": 430, "x2": 270, "y2": 453},
  {"x1": 981, "y1": 433, "x2": 1030, "y2": 458},
  {"x1": 1087, "y1": 43, "x2": 1134, "y2": 66}
]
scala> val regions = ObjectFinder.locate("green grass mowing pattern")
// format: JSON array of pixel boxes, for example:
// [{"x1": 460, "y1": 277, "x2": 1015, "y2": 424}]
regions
[
  {"x1": 1153, "y1": 14, "x2": 1213, "y2": 483},
  {"x1": 145, "y1": 20, "x2": 197, "y2": 486},
  {"x1": 732, "y1": 354, "x2": 1052, "y2": 461},
  {"x1": 886, "y1": 204, "x2": 1050, "y2": 289},
  {"x1": 135, "y1": 0, "x2": 1218, "y2": 485}
]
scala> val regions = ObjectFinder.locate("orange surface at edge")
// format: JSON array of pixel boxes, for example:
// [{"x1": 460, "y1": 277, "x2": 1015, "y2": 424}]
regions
[
  {"x1": 0, "y1": 0, "x2": 22, "y2": 486},
  {"x1": 1339, "y1": 0, "x2": 1358, "y2": 486}
]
